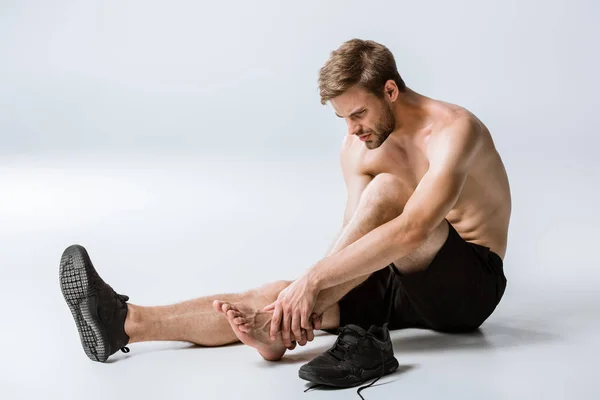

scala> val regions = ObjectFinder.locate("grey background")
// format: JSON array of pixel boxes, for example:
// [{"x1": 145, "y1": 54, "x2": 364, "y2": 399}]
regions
[{"x1": 1, "y1": 0, "x2": 599, "y2": 399}]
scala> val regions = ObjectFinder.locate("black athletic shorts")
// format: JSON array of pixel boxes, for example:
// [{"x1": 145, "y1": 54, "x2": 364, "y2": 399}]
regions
[{"x1": 333, "y1": 221, "x2": 507, "y2": 333}]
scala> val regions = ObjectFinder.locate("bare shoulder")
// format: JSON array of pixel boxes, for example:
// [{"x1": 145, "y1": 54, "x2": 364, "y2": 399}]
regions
[
  {"x1": 436, "y1": 104, "x2": 483, "y2": 137},
  {"x1": 427, "y1": 104, "x2": 486, "y2": 165},
  {"x1": 437, "y1": 101, "x2": 489, "y2": 135}
]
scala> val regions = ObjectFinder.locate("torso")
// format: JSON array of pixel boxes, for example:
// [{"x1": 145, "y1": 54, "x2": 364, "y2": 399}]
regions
[{"x1": 349, "y1": 101, "x2": 511, "y2": 259}]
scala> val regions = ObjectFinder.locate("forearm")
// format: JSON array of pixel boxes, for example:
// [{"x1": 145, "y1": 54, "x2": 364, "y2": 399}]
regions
[
  {"x1": 311, "y1": 222, "x2": 357, "y2": 313},
  {"x1": 310, "y1": 217, "x2": 425, "y2": 291},
  {"x1": 313, "y1": 274, "x2": 366, "y2": 314}
]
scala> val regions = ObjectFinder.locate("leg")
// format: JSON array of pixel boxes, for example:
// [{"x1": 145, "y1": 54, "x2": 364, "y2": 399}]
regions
[
  {"x1": 125, "y1": 280, "x2": 290, "y2": 346},
  {"x1": 123, "y1": 173, "x2": 407, "y2": 350},
  {"x1": 222, "y1": 173, "x2": 449, "y2": 354},
  {"x1": 126, "y1": 173, "x2": 447, "y2": 358},
  {"x1": 312, "y1": 173, "x2": 449, "y2": 327}
]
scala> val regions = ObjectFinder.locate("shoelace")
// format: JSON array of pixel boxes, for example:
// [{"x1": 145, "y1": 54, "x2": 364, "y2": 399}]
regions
[
  {"x1": 356, "y1": 346, "x2": 385, "y2": 399},
  {"x1": 304, "y1": 335, "x2": 387, "y2": 399},
  {"x1": 329, "y1": 334, "x2": 356, "y2": 361}
]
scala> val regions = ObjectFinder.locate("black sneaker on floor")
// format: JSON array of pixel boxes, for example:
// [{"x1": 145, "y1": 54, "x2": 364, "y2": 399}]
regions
[
  {"x1": 59, "y1": 244, "x2": 130, "y2": 362},
  {"x1": 299, "y1": 323, "x2": 398, "y2": 397}
]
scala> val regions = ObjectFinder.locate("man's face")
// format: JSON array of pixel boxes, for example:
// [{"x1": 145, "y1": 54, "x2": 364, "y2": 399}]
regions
[{"x1": 331, "y1": 85, "x2": 396, "y2": 150}]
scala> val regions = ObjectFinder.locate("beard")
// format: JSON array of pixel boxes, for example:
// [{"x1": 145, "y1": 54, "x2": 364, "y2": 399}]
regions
[{"x1": 361, "y1": 102, "x2": 396, "y2": 149}]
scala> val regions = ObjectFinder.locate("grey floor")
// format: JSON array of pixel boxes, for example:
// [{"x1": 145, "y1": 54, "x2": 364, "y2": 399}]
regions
[{"x1": 1, "y1": 156, "x2": 599, "y2": 400}]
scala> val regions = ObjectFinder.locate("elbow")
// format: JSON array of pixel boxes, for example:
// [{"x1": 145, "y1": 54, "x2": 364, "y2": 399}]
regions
[
  {"x1": 410, "y1": 228, "x2": 429, "y2": 248},
  {"x1": 398, "y1": 226, "x2": 429, "y2": 252}
]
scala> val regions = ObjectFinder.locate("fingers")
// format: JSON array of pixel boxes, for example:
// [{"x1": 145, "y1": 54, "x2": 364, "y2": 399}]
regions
[
  {"x1": 297, "y1": 329, "x2": 308, "y2": 346},
  {"x1": 263, "y1": 303, "x2": 275, "y2": 312},
  {"x1": 300, "y1": 308, "x2": 310, "y2": 332},
  {"x1": 305, "y1": 327, "x2": 315, "y2": 342},
  {"x1": 299, "y1": 309, "x2": 311, "y2": 343},
  {"x1": 311, "y1": 313, "x2": 322, "y2": 330},
  {"x1": 269, "y1": 303, "x2": 282, "y2": 341},
  {"x1": 281, "y1": 312, "x2": 293, "y2": 348},
  {"x1": 292, "y1": 311, "x2": 302, "y2": 342}
]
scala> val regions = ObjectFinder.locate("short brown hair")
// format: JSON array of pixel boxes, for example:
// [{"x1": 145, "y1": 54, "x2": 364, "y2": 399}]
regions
[{"x1": 318, "y1": 39, "x2": 406, "y2": 105}]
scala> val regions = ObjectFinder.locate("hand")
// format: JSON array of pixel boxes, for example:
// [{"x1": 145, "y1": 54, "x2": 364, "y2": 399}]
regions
[
  {"x1": 263, "y1": 274, "x2": 320, "y2": 348},
  {"x1": 283, "y1": 312, "x2": 323, "y2": 350}
]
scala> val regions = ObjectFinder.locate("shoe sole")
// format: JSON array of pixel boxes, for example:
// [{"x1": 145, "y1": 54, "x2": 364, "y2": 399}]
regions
[
  {"x1": 59, "y1": 245, "x2": 110, "y2": 362},
  {"x1": 298, "y1": 357, "x2": 399, "y2": 388}
]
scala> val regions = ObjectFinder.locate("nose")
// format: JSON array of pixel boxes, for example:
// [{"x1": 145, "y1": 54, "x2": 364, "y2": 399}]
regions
[{"x1": 347, "y1": 120, "x2": 361, "y2": 136}]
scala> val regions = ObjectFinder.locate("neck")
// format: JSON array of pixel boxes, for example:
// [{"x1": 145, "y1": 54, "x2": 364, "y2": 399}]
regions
[{"x1": 391, "y1": 87, "x2": 431, "y2": 134}]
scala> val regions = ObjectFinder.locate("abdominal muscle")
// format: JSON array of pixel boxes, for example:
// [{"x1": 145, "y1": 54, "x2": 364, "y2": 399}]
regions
[{"x1": 443, "y1": 158, "x2": 511, "y2": 259}]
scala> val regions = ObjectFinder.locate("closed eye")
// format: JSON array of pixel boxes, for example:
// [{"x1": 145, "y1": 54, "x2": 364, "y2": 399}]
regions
[
  {"x1": 335, "y1": 109, "x2": 366, "y2": 119},
  {"x1": 350, "y1": 109, "x2": 366, "y2": 119}
]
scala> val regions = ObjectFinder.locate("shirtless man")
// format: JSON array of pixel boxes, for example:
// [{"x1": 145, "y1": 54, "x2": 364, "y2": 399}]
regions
[{"x1": 59, "y1": 38, "x2": 509, "y2": 363}]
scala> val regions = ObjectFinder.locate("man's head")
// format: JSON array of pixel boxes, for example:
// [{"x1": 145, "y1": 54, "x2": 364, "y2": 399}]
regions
[{"x1": 318, "y1": 39, "x2": 406, "y2": 149}]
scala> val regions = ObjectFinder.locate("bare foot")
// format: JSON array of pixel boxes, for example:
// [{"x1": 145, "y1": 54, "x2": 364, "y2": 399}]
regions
[{"x1": 213, "y1": 300, "x2": 289, "y2": 361}]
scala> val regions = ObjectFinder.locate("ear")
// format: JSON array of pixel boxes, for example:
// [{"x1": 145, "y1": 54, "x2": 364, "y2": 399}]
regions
[{"x1": 383, "y1": 80, "x2": 399, "y2": 102}]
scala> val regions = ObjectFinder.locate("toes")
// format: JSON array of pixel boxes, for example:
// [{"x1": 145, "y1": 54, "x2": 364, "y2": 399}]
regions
[
  {"x1": 215, "y1": 303, "x2": 251, "y2": 332},
  {"x1": 220, "y1": 302, "x2": 240, "y2": 314},
  {"x1": 226, "y1": 309, "x2": 241, "y2": 320},
  {"x1": 213, "y1": 300, "x2": 224, "y2": 314}
]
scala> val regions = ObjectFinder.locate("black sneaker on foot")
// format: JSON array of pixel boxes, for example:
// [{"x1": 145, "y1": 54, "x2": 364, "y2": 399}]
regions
[
  {"x1": 299, "y1": 324, "x2": 398, "y2": 397},
  {"x1": 59, "y1": 244, "x2": 130, "y2": 362}
]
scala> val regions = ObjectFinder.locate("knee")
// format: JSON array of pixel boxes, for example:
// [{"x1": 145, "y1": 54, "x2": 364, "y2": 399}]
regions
[{"x1": 360, "y1": 173, "x2": 409, "y2": 214}]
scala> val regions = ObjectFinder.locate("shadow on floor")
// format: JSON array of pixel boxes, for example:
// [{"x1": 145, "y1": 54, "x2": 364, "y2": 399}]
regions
[
  {"x1": 392, "y1": 321, "x2": 558, "y2": 354},
  {"x1": 271, "y1": 319, "x2": 558, "y2": 366}
]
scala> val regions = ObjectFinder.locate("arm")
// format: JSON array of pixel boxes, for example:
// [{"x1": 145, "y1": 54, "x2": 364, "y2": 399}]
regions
[
  {"x1": 308, "y1": 117, "x2": 483, "y2": 290},
  {"x1": 266, "y1": 137, "x2": 370, "y2": 342},
  {"x1": 310, "y1": 139, "x2": 371, "y2": 327},
  {"x1": 325, "y1": 137, "x2": 372, "y2": 256}
]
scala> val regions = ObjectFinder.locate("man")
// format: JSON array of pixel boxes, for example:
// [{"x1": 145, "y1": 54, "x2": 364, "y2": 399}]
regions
[{"x1": 60, "y1": 38, "x2": 509, "y2": 363}]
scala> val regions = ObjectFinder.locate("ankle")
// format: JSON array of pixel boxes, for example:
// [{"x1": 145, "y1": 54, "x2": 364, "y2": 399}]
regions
[{"x1": 124, "y1": 303, "x2": 143, "y2": 343}]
